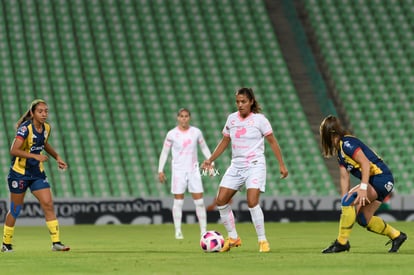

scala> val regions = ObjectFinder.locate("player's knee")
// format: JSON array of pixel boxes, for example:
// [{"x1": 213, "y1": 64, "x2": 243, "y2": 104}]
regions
[
  {"x1": 173, "y1": 199, "x2": 184, "y2": 207},
  {"x1": 356, "y1": 212, "x2": 368, "y2": 227},
  {"x1": 193, "y1": 198, "x2": 204, "y2": 207},
  {"x1": 10, "y1": 201, "x2": 22, "y2": 219},
  {"x1": 215, "y1": 196, "x2": 228, "y2": 207},
  {"x1": 40, "y1": 199, "x2": 55, "y2": 214},
  {"x1": 341, "y1": 192, "x2": 357, "y2": 206}
]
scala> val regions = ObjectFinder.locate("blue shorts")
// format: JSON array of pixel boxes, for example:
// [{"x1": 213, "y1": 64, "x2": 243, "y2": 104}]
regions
[
  {"x1": 7, "y1": 170, "x2": 50, "y2": 194},
  {"x1": 370, "y1": 173, "x2": 394, "y2": 201}
]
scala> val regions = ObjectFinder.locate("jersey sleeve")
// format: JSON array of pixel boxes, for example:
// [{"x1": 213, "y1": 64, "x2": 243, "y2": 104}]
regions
[
  {"x1": 259, "y1": 115, "x2": 273, "y2": 136},
  {"x1": 197, "y1": 129, "x2": 212, "y2": 159},
  {"x1": 158, "y1": 131, "x2": 173, "y2": 172},
  {"x1": 16, "y1": 124, "x2": 29, "y2": 140},
  {"x1": 222, "y1": 114, "x2": 231, "y2": 137},
  {"x1": 341, "y1": 138, "x2": 361, "y2": 159}
]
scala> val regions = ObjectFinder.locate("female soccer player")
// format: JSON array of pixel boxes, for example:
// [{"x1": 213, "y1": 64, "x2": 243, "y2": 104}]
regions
[
  {"x1": 202, "y1": 87, "x2": 288, "y2": 252},
  {"x1": 2, "y1": 99, "x2": 70, "y2": 252},
  {"x1": 158, "y1": 108, "x2": 212, "y2": 239},
  {"x1": 320, "y1": 115, "x2": 407, "y2": 253}
]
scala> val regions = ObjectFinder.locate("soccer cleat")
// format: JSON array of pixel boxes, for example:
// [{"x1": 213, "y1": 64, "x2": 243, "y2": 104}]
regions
[
  {"x1": 259, "y1": 240, "x2": 270, "y2": 253},
  {"x1": 220, "y1": 237, "x2": 242, "y2": 252},
  {"x1": 386, "y1": 232, "x2": 407, "y2": 253},
  {"x1": 1, "y1": 243, "x2": 13, "y2": 252},
  {"x1": 52, "y1": 242, "x2": 70, "y2": 252},
  {"x1": 322, "y1": 240, "x2": 350, "y2": 253},
  {"x1": 175, "y1": 231, "x2": 184, "y2": 240}
]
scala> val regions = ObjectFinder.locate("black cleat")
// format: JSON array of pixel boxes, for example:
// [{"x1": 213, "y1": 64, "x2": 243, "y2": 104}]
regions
[
  {"x1": 1, "y1": 243, "x2": 13, "y2": 252},
  {"x1": 322, "y1": 240, "x2": 350, "y2": 253},
  {"x1": 387, "y1": 232, "x2": 407, "y2": 253}
]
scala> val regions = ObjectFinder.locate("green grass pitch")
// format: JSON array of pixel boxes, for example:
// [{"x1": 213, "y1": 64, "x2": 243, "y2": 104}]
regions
[{"x1": 1, "y1": 222, "x2": 412, "y2": 275}]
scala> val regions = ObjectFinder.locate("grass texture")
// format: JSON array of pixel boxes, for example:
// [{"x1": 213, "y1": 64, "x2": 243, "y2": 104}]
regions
[{"x1": 0, "y1": 221, "x2": 412, "y2": 275}]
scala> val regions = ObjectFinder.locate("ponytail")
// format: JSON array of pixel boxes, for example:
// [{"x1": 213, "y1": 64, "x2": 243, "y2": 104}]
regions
[{"x1": 16, "y1": 99, "x2": 46, "y2": 129}]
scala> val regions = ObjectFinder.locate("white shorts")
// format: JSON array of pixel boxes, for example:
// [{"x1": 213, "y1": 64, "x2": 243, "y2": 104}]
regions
[
  {"x1": 171, "y1": 170, "x2": 203, "y2": 194},
  {"x1": 220, "y1": 162, "x2": 266, "y2": 192}
]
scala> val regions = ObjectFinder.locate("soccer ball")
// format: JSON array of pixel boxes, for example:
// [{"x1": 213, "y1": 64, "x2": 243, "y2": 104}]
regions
[{"x1": 200, "y1": 230, "x2": 225, "y2": 252}]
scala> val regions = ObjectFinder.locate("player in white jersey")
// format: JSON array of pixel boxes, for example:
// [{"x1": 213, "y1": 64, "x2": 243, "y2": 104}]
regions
[
  {"x1": 202, "y1": 88, "x2": 288, "y2": 252},
  {"x1": 158, "y1": 108, "x2": 212, "y2": 239}
]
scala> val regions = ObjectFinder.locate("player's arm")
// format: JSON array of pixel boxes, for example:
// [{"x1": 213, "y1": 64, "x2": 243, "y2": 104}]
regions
[
  {"x1": 158, "y1": 143, "x2": 170, "y2": 183},
  {"x1": 265, "y1": 133, "x2": 288, "y2": 178},
  {"x1": 199, "y1": 137, "x2": 212, "y2": 160},
  {"x1": 10, "y1": 137, "x2": 48, "y2": 162},
  {"x1": 44, "y1": 143, "x2": 68, "y2": 170},
  {"x1": 353, "y1": 149, "x2": 370, "y2": 186},
  {"x1": 339, "y1": 165, "x2": 350, "y2": 197},
  {"x1": 201, "y1": 135, "x2": 230, "y2": 169},
  {"x1": 353, "y1": 149, "x2": 371, "y2": 206}
]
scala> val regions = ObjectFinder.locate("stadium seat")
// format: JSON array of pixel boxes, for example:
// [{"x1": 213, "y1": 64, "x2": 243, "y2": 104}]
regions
[
  {"x1": 0, "y1": 0, "x2": 338, "y2": 198},
  {"x1": 303, "y1": 0, "x2": 414, "y2": 193}
]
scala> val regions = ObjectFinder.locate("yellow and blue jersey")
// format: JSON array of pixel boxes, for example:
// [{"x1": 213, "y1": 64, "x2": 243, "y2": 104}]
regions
[
  {"x1": 10, "y1": 120, "x2": 51, "y2": 178},
  {"x1": 337, "y1": 135, "x2": 391, "y2": 179}
]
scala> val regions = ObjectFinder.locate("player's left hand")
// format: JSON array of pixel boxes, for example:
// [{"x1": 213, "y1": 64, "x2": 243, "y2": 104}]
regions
[
  {"x1": 57, "y1": 158, "x2": 68, "y2": 170},
  {"x1": 279, "y1": 164, "x2": 288, "y2": 179},
  {"x1": 355, "y1": 190, "x2": 371, "y2": 206}
]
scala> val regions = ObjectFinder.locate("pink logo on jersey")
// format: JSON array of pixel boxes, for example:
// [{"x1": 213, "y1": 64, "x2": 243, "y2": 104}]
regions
[
  {"x1": 235, "y1": 127, "x2": 246, "y2": 138},
  {"x1": 182, "y1": 139, "x2": 192, "y2": 148}
]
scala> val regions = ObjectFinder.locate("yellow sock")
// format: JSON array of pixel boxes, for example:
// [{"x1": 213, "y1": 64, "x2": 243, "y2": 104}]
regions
[
  {"x1": 367, "y1": 216, "x2": 400, "y2": 239},
  {"x1": 46, "y1": 220, "x2": 60, "y2": 243},
  {"x1": 337, "y1": 206, "x2": 356, "y2": 245},
  {"x1": 3, "y1": 225, "x2": 14, "y2": 244}
]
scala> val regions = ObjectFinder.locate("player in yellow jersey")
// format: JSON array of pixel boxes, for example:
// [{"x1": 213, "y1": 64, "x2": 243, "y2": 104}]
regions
[
  {"x1": 320, "y1": 115, "x2": 406, "y2": 253},
  {"x1": 2, "y1": 99, "x2": 70, "y2": 252}
]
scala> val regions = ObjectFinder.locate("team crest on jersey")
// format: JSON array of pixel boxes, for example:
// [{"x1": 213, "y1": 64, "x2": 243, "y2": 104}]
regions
[
  {"x1": 346, "y1": 164, "x2": 353, "y2": 171},
  {"x1": 11, "y1": 181, "x2": 18, "y2": 189},
  {"x1": 17, "y1": 126, "x2": 28, "y2": 136},
  {"x1": 343, "y1": 141, "x2": 352, "y2": 149},
  {"x1": 384, "y1": 181, "x2": 394, "y2": 192}
]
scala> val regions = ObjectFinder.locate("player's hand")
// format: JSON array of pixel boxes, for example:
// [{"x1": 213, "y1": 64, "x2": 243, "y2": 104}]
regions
[
  {"x1": 279, "y1": 164, "x2": 288, "y2": 179},
  {"x1": 158, "y1": 172, "x2": 166, "y2": 183},
  {"x1": 201, "y1": 159, "x2": 213, "y2": 171},
  {"x1": 355, "y1": 190, "x2": 370, "y2": 206},
  {"x1": 36, "y1": 154, "x2": 49, "y2": 162},
  {"x1": 57, "y1": 157, "x2": 68, "y2": 170}
]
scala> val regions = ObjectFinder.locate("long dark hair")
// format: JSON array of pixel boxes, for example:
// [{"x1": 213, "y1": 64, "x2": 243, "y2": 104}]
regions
[
  {"x1": 235, "y1": 87, "x2": 262, "y2": 113},
  {"x1": 319, "y1": 115, "x2": 350, "y2": 157},
  {"x1": 16, "y1": 99, "x2": 46, "y2": 129}
]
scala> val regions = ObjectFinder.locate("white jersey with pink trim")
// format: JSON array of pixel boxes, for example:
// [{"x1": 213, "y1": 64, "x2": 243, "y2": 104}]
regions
[
  {"x1": 223, "y1": 111, "x2": 273, "y2": 169},
  {"x1": 163, "y1": 126, "x2": 206, "y2": 172}
]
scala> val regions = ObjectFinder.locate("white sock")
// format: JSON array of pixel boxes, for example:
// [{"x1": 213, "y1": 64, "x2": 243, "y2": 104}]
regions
[
  {"x1": 249, "y1": 204, "x2": 266, "y2": 241},
  {"x1": 173, "y1": 199, "x2": 184, "y2": 233},
  {"x1": 193, "y1": 198, "x2": 207, "y2": 234},
  {"x1": 217, "y1": 204, "x2": 238, "y2": 239}
]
